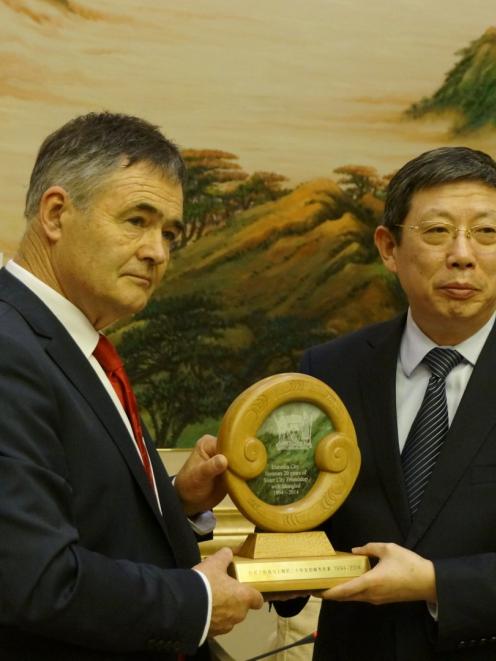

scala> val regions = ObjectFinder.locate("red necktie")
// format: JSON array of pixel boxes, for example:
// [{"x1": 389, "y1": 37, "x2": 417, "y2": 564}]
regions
[
  {"x1": 94, "y1": 335, "x2": 155, "y2": 489},
  {"x1": 95, "y1": 337, "x2": 186, "y2": 661}
]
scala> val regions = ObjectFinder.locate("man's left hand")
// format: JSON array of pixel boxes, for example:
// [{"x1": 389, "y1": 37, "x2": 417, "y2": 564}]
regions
[
  {"x1": 316, "y1": 542, "x2": 436, "y2": 605},
  {"x1": 174, "y1": 434, "x2": 228, "y2": 516}
]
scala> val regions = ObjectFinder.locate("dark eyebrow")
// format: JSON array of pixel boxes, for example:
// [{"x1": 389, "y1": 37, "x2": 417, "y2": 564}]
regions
[
  {"x1": 121, "y1": 202, "x2": 162, "y2": 217},
  {"x1": 169, "y1": 219, "x2": 185, "y2": 234},
  {"x1": 473, "y1": 211, "x2": 496, "y2": 221},
  {"x1": 135, "y1": 202, "x2": 162, "y2": 216},
  {"x1": 421, "y1": 209, "x2": 496, "y2": 223},
  {"x1": 123, "y1": 203, "x2": 184, "y2": 231},
  {"x1": 421, "y1": 210, "x2": 456, "y2": 222}
]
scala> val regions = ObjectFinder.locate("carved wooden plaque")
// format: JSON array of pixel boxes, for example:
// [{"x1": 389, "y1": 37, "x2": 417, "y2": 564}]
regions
[{"x1": 218, "y1": 373, "x2": 361, "y2": 532}]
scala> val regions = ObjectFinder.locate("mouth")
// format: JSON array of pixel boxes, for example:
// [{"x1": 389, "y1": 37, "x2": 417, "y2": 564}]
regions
[
  {"x1": 124, "y1": 274, "x2": 152, "y2": 287},
  {"x1": 438, "y1": 282, "x2": 479, "y2": 299}
]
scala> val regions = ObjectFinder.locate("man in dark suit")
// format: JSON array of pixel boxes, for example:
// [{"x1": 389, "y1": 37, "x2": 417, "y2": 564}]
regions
[
  {"x1": 280, "y1": 146, "x2": 496, "y2": 660},
  {"x1": 0, "y1": 112, "x2": 263, "y2": 659}
]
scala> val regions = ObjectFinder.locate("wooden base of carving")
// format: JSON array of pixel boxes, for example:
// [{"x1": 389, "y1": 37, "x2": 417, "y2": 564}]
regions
[{"x1": 228, "y1": 531, "x2": 370, "y2": 592}]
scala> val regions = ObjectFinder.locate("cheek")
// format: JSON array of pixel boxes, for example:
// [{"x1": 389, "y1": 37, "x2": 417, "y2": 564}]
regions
[
  {"x1": 159, "y1": 257, "x2": 169, "y2": 276},
  {"x1": 73, "y1": 251, "x2": 115, "y2": 296},
  {"x1": 62, "y1": 228, "x2": 101, "y2": 269},
  {"x1": 397, "y1": 260, "x2": 436, "y2": 299},
  {"x1": 403, "y1": 253, "x2": 438, "y2": 279},
  {"x1": 55, "y1": 241, "x2": 89, "y2": 281}
]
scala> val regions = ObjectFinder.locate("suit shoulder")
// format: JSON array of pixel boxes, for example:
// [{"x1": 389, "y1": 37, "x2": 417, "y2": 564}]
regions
[
  {"x1": 0, "y1": 300, "x2": 34, "y2": 336},
  {"x1": 307, "y1": 317, "x2": 400, "y2": 354},
  {"x1": 301, "y1": 316, "x2": 404, "y2": 373},
  {"x1": 0, "y1": 301, "x2": 47, "y2": 364}
]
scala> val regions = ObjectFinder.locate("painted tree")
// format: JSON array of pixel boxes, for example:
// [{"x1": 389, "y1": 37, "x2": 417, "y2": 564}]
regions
[
  {"x1": 119, "y1": 294, "x2": 236, "y2": 447},
  {"x1": 333, "y1": 165, "x2": 387, "y2": 201},
  {"x1": 180, "y1": 150, "x2": 291, "y2": 249},
  {"x1": 180, "y1": 149, "x2": 248, "y2": 247},
  {"x1": 406, "y1": 27, "x2": 496, "y2": 134},
  {"x1": 239, "y1": 313, "x2": 334, "y2": 385},
  {"x1": 217, "y1": 170, "x2": 289, "y2": 212}
]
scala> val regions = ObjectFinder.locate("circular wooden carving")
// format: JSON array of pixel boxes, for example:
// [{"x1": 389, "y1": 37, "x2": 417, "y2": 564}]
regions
[{"x1": 218, "y1": 373, "x2": 361, "y2": 532}]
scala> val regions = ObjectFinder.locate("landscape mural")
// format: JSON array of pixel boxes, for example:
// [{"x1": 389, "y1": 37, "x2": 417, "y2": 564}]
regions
[{"x1": 2, "y1": 0, "x2": 496, "y2": 446}]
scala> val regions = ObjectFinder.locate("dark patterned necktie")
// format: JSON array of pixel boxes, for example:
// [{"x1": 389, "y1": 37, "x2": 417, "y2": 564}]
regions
[
  {"x1": 401, "y1": 347, "x2": 463, "y2": 517},
  {"x1": 94, "y1": 335, "x2": 155, "y2": 489}
]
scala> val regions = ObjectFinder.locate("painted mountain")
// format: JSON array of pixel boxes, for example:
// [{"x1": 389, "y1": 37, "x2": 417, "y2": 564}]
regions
[
  {"x1": 406, "y1": 27, "x2": 496, "y2": 134},
  {"x1": 114, "y1": 166, "x2": 405, "y2": 447}
]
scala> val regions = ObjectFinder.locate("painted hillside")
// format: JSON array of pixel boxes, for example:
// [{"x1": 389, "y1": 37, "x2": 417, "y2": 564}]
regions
[
  {"x1": 115, "y1": 174, "x2": 405, "y2": 447},
  {"x1": 159, "y1": 179, "x2": 398, "y2": 333},
  {"x1": 406, "y1": 27, "x2": 496, "y2": 134}
]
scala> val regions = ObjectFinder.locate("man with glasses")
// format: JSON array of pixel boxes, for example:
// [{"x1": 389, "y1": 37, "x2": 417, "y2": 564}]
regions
[{"x1": 278, "y1": 147, "x2": 496, "y2": 660}]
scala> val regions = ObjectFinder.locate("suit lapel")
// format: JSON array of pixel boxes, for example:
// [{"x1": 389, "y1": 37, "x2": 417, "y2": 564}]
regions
[
  {"x1": 45, "y1": 330, "x2": 169, "y2": 519},
  {"x1": 49, "y1": 330, "x2": 202, "y2": 564},
  {"x1": 406, "y1": 320, "x2": 496, "y2": 547},
  {"x1": 145, "y1": 440, "x2": 201, "y2": 567},
  {"x1": 359, "y1": 316, "x2": 412, "y2": 538},
  {"x1": 0, "y1": 270, "x2": 174, "y2": 542}
]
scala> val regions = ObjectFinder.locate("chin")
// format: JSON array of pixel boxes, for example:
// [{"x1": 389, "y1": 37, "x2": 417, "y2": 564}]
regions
[
  {"x1": 100, "y1": 301, "x2": 145, "y2": 327},
  {"x1": 125, "y1": 297, "x2": 150, "y2": 315}
]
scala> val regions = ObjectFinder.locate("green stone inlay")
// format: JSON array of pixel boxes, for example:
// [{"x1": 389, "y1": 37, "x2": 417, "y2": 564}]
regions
[{"x1": 247, "y1": 402, "x2": 333, "y2": 505}]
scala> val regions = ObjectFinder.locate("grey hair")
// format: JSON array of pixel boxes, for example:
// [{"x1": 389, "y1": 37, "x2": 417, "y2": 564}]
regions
[{"x1": 24, "y1": 112, "x2": 186, "y2": 219}]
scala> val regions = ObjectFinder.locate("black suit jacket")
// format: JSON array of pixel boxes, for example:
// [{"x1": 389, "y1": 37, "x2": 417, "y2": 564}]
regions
[
  {"x1": 286, "y1": 314, "x2": 496, "y2": 660},
  {"x1": 0, "y1": 268, "x2": 210, "y2": 660}
]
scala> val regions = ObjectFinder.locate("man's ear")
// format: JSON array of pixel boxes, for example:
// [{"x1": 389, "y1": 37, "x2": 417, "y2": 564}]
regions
[
  {"x1": 374, "y1": 225, "x2": 398, "y2": 274},
  {"x1": 38, "y1": 186, "x2": 72, "y2": 242}
]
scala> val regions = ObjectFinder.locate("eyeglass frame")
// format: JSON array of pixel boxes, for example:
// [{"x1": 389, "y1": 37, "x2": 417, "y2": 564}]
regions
[{"x1": 393, "y1": 221, "x2": 496, "y2": 246}]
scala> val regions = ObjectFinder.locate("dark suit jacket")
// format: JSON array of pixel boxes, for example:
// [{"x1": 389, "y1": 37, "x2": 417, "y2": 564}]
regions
[
  {"x1": 281, "y1": 314, "x2": 496, "y2": 661},
  {"x1": 0, "y1": 268, "x2": 210, "y2": 660}
]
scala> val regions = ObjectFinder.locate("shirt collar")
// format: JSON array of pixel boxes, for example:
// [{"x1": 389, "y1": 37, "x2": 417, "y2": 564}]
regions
[
  {"x1": 5, "y1": 260, "x2": 100, "y2": 357},
  {"x1": 400, "y1": 308, "x2": 496, "y2": 377}
]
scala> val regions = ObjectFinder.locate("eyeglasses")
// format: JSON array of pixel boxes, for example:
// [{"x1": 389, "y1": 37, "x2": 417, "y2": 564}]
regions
[{"x1": 395, "y1": 221, "x2": 496, "y2": 247}]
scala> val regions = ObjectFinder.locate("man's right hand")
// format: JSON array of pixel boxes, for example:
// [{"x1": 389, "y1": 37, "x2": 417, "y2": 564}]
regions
[{"x1": 194, "y1": 547, "x2": 264, "y2": 636}]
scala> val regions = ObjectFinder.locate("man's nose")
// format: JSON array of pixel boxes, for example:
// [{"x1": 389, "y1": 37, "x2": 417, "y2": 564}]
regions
[
  {"x1": 138, "y1": 228, "x2": 167, "y2": 264},
  {"x1": 446, "y1": 231, "x2": 476, "y2": 269}
]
